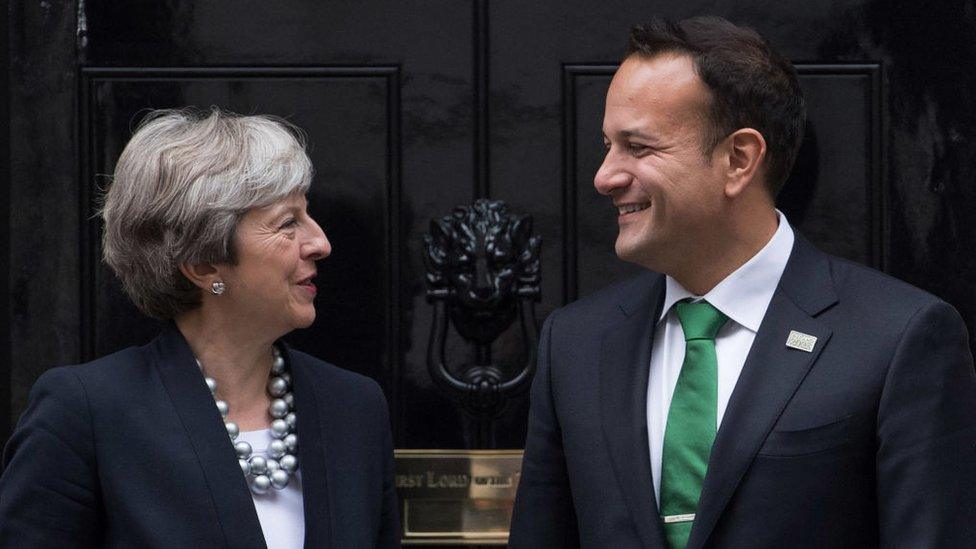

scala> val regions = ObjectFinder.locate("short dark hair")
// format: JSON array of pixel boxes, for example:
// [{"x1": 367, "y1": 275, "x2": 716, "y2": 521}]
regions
[{"x1": 626, "y1": 16, "x2": 806, "y2": 196}]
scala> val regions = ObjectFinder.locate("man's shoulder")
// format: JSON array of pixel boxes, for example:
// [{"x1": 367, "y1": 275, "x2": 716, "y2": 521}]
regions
[
  {"x1": 825, "y1": 252, "x2": 946, "y2": 313},
  {"x1": 549, "y1": 270, "x2": 662, "y2": 326}
]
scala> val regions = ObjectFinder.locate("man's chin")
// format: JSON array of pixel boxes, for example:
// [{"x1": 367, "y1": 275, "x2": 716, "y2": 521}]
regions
[{"x1": 615, "y1": 237, "x2": 661, "y2": 271}]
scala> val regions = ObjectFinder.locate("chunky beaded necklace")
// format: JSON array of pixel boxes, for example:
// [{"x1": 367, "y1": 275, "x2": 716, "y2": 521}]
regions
[{"x1": 199, "y1": 346, "x2": 299, "y2": 495}]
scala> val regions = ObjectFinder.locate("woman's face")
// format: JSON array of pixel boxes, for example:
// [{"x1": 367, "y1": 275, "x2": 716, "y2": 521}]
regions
[{"x1": 219, "y1": 192, "x2": 330, "y2": 336}]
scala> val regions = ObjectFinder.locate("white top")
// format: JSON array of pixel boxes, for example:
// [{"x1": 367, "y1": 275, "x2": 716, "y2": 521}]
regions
[
  {"x1": 647, "y1": 211, "x2": 795, "y2": 506},
  {"x1": 237, "y1": 428, "x2": 306, "y2": 548}
]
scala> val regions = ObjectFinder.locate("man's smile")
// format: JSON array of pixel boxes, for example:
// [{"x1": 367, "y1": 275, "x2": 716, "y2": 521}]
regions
[{"x1": 616, "y1": 201, "x2": 651, "y2": 216}]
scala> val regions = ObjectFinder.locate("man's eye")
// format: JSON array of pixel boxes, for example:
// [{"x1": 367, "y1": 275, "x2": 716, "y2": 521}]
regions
[
  {"x1": 628, "y1": 143, "x2": 648, "y2": 155},
  {"x1": 602, "y1": 141, "x2": 611, "y2": 151}
]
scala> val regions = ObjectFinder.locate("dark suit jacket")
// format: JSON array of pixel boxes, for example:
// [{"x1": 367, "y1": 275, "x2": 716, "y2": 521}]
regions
[
  {"x1": 510, "y1": 234, "x2": 976, "y2": 548},
  {"x1": 0, "y1": 326, "x2": 400, "y2": 548}
]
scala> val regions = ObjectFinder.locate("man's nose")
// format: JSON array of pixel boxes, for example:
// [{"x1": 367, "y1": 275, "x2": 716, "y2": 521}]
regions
[{"x1": 593, "y1": 150, "x2": 631, "y2": 196}]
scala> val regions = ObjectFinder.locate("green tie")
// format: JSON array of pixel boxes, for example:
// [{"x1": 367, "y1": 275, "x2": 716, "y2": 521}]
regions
[{"x1": 660, "y1": 300, "x2": 728, "y2": 549}]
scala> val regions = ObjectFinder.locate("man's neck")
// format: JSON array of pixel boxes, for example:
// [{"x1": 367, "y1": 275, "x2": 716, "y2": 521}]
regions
[{"x1": 669, "y1": 209, "x2": 779, "y2": 296}]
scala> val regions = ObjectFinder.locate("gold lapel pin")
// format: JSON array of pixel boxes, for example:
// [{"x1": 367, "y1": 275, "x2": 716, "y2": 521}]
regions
[{"x1": 786, "y1": 330, "x2": 817, "y2": 352}]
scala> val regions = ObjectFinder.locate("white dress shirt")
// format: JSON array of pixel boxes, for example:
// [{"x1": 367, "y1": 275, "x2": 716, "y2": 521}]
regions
[
  {"x1": 647, "y1": 211, "x2": 795, "y2": 506},
  {"x1": 237, "y1": 428, "x2": 306, "y2": 548}
]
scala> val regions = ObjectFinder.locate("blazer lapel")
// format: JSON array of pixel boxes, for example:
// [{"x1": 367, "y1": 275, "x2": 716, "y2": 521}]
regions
[
  {"x1": 286, "y1": 347, "x2": 334, "y2": 548},
  {"x1": 686, "y1": 235, "x2": 838, "y2": 549},
  {"x1": 151, "y1": 325, "x2": 267, "y2": 548},
  {"x1": 600, "y1": 272, "x2": 669, "y2": 548}
]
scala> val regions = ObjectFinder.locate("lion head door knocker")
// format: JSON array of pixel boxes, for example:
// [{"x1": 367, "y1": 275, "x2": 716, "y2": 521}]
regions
[{"x1": 424, "y1": 199, "x2": 541, "y2": 446}]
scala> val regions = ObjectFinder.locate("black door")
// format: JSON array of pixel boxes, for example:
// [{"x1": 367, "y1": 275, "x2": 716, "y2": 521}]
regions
[{"x1": 6, "y1": 0, "x2": 976, "y2": 459}]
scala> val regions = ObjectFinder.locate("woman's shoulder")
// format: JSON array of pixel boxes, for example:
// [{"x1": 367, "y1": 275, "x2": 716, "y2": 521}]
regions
[
  {"x1": 41, "y1": 344, "x2": 150, "y2": 391},
  {"x1": 286, "y1": 348, "x2": 381, "y2": 388},
  {"x1": 286, "y1": 348, "x2": 386, "y2": 401}
]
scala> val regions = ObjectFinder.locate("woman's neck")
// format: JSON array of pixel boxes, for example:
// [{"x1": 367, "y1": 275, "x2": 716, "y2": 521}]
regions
[{"x1": 175, "y1": 309, "x2": 277, "y2": 430}]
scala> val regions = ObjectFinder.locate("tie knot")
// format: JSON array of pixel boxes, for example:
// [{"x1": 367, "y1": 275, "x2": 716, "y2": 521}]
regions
[{"x1": 675, "y1": 300, "x2": 728, "y2": 341}]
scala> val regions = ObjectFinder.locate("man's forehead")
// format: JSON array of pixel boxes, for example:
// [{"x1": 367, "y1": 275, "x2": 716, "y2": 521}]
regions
[
  {"x1": 604, "y1": 54, "x2": 710, "y2": 130},
  {"x1": 612, "y1": 54, "x2": 704, "y2": 98}
]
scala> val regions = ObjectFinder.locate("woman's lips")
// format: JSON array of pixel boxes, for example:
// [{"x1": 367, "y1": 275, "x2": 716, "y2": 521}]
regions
[{"x1": 297, "y1": 278, "x2": 317, "y2": 296}]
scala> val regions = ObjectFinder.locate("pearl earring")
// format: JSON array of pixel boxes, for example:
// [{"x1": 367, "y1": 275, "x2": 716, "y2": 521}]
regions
[{"x1": 211, "y1": 281, "x2": 226, "y2": 295}]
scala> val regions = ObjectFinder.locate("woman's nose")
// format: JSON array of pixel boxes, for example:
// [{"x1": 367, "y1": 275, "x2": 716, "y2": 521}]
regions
[{"x1": 304, "y1": 219, "x2": 331, "y2": 260}]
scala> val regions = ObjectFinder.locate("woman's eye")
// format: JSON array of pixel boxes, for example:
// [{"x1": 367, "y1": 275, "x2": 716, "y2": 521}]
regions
[{"x1": 280, "y1": 218, "x2": 298, "y2": 230}]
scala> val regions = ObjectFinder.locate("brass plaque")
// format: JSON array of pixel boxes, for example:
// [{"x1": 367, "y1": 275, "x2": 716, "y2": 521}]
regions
[{"x1": 395, "y1": 449, "x2": 523, "y2": 545}]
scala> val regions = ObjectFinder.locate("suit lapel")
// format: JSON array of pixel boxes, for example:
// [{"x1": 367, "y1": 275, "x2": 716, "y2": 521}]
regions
[
  {"x1": 151, "y1": 325, "x2": 267, "y2": 548},
  {"x1": 600, "y1": 272, "x2": 668, "y2": 548},
  {"x1": 286, "y1": 347, "x2": 334, "y2": 548},
  {"x1": 686, "y1": 235, "x2": 838, "y2": 549}
]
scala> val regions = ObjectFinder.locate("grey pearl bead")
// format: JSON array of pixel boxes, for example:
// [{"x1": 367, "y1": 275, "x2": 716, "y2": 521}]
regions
[
  {"x1": 249, "y1": 455, "x2": 268, "y2": 475},
  {"x1": 285, "y1": 412, "x2": 297, "y2": 430},
  {"x1": 270, "y1": 399, "x2": 289, "y2": 419},
  {"x1": 215, "y1": 400, "x2": 229, "y2": 417},
  {"x1": 270, "y1": 419, "x2": 289, "y2": 439},
  {"x1": 234, "y1": 440, "x2": 252, "y2": 459},
  {"x1": 283, "y1": 393, "x2": 295, "y2": 409},
  {"x1": 284, "y1": 433, "x2": 298, "y2": 453},
  {"x1": 250, "y1": 474, "x2": 271, "y2": 495},
  {"x1": 239, "y1": 458, "x2": 251, "y2": 476},
  {"x1": 272, "y1": 355, "x2": 285, "y2": 374},
  {"x1": 279, "y1": 454, "x2": 298, "y2": 473},
  {"x1": 269, "y1": 439, "x2": 287, "y2": 459},
  {"x1": 225, "y1": 422, "x2": 240, "y2": 440},
  {"x1": 268, "y1": 377, "x2": 288, "y2": 397},
  {"x1": 205, "y1": 377, "x2": 217, "y2": 394},
  {"x1": 270, "y1": 469, "x2": 290, "y2": 490},
  {"x1": 281, "y1": 372, "x2": 292, "y2": 385},
  {"x1": 266, "y1": 458, "x2": 281, "y2": 472}
]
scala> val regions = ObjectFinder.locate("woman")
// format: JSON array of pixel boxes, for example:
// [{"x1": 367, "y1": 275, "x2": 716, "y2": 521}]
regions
[{"x1": 0, "y1": 109, "x2": 400, "y2": 547}]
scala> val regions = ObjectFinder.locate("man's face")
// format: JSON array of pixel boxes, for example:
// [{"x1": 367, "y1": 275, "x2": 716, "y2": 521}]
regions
[{"x1": 595, "y1": 53, "x2": 728, "y2": 274}]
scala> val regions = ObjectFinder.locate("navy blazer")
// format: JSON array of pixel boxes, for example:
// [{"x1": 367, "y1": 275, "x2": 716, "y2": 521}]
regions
[
  {"x1": 0, "y1": 326, "x2": 400, "y2": 548},
  {"x1": 510, "y1": 234, "x2": 976, "y2": 548}
]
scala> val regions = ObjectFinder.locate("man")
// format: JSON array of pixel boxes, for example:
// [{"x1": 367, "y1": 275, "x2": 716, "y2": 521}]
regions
[{"x1": 510, "y1": 16, "x2": 976, "y2": 548}]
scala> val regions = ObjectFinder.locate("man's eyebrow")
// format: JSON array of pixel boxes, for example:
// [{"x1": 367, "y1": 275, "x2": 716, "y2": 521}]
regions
[
  {"x1": 619, "y1": 128, "x2": 657, "y2": 141},
  {"x1": 603, "y1": 128, "x2": 659, "y2": 142}
]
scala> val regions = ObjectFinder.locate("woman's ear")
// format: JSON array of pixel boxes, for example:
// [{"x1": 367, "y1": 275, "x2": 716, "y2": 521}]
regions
[
  {"x1": 179, "y1": 262, "x2": 221, "y2": 292},
  {"x1": 723, "y1": 128, "x2": 767, "y2": 199}
]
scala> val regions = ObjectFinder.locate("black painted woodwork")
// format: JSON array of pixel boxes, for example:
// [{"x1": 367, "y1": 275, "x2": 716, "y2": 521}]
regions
[
  {"x1": 0, "y1": 0, "x2": 10, "y2": 441},
  {"x1": 7, "y1": 2, "x2": 976, "y2": 453}
]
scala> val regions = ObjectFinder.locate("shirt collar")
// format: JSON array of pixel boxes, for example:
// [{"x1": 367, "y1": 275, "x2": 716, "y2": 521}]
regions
[{"x1": 658, "y1": 210, "x2": 795, "y2": 332}]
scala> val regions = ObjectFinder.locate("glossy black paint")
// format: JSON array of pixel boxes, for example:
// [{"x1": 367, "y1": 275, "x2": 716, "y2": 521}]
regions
[
  {"x1": 6, "y1": 1, "x2": 976, "y2": 450},
  {"x1": 0, "y1": 0, "x2": 9, "y2": 440}
]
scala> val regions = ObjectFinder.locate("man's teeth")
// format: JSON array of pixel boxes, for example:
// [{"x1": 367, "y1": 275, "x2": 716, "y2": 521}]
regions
[{"x1": 618, "y1": 202, "x2": 650, "y2": 215}]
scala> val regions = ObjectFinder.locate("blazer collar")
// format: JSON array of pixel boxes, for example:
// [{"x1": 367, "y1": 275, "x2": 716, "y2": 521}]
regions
[
  {"x1": 686, "y1": 233, "x2": 838, "y2": 549},
  {"x1": 286, "y1": 346, "x2": 334, "y2": 548},
  {"x1": 600, "y1": 271, "x2": 669, "y2": 548},
  {"x1": 150, "y1": 325, "x2": 267, "y2": 548},
  {"x1": 151, "y1": 326, "x2": 335, "y2": 548}
]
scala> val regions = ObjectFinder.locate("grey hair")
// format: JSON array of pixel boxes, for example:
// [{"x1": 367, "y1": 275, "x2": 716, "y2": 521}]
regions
[{"x1": 101, "y1": 107, "x2": 313, "y2": 319}]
